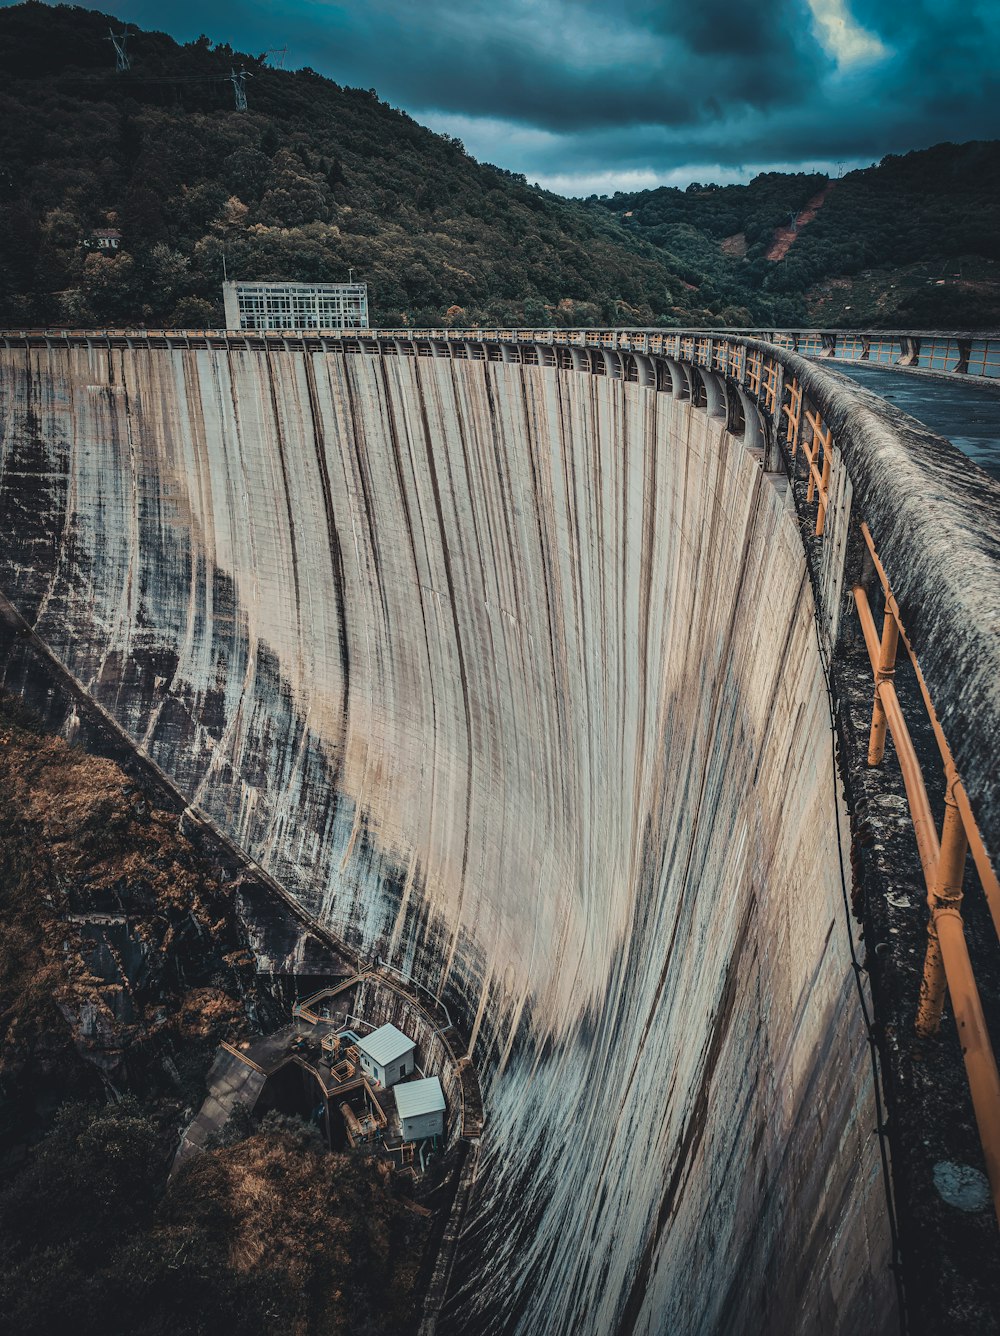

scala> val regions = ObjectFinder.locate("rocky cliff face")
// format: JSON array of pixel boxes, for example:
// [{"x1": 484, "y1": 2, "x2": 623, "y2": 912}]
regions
[{"x1": 0, "y1": 690, "x2": 268, "y2": 1143}]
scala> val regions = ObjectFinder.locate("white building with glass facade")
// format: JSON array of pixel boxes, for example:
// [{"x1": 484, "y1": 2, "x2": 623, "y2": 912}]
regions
[{"x1": 223, "y1": 281, "x2": 369, "y2": 331}]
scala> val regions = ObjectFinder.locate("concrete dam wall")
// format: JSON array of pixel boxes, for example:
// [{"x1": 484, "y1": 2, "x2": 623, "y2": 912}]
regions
[{"x1": 0, "y1": 342, "x2": 896, "y2": 1332}]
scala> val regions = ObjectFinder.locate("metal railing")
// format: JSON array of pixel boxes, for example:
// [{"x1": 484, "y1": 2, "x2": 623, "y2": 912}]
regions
[
  {"x1": 363, "y1": 325, "x2": 1000, "y2": 1215},
  {"x1": 3, "y1": 324, "x2": 999, "y2": 379},
  {"x1": 852, "y1": 533, "x2": 1000, "y2": 1217},
  {"x1": 753, "y1": 330, "x2": 1000, "y2": 380},
  {"x1": 645, "y1": 334, "x2": 1000, "y2": 1222}
]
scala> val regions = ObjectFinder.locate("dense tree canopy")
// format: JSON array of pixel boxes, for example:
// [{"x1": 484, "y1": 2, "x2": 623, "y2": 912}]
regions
[
  {"x1": 595, "y1": 143, "x2": 1000, "y2": 328},
  {"x1": 0, "y1": 4, "x2": 997, "y2": 329},
  {"x1": 0, "y1": 4, "x2": 707, "y2": 327}
]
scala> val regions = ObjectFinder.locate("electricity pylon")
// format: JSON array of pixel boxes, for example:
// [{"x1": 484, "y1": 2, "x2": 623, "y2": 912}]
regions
[
  {"x1": 109, "y1": 26, "x2": 131, "y2": 72},
  {"x1": 231, "y1": 68, "x2": 249, "y2": 110}
]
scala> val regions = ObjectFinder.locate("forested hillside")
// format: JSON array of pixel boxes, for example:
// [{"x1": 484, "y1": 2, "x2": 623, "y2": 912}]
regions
[
  {"x1": 0, "y1": 3, "x2": 748, "y2": 329},
  {"x1": 595, "y1": 141, "x2": 1000, "y2": 328},
  {"x1": 0, "y1": 3, "x2": 998, "y2": 329}
]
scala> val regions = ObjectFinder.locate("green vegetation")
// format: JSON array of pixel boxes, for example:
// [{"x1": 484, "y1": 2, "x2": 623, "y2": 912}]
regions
[
  {"x1": 0, "y1": 4, "x2": 997, "y2": 329},
  {"x1": 0, "y1": 3, "x2": 709, "y2": 329},
  {"x1": 595, "y1": 142, "x2": 1000, "y2": 328}
]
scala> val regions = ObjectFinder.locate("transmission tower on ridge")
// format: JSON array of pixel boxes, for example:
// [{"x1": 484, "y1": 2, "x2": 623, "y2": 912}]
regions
[
  {"x1": 231, "y1": 68, "x2": 249, "y2": 110},
  {"x1": 109, "y1": 26, "x2": 132, "y2": 72},
  {"x1": 264, "y1": 46, "x2": 287, "y2": 68}
]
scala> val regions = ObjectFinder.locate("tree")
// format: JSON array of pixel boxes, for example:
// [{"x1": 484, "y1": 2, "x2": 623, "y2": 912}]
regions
[
  {"x1": 326, "y1": 156, "x2": 344, "y2": 190},
  {"x1": 82, "y1": 251, "x2": 136, "y2": 320}
]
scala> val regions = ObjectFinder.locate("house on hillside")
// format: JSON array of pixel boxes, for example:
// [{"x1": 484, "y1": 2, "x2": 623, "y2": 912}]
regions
[{"x1": 85, "y1": 228, "x2": 122, "y2": 251}]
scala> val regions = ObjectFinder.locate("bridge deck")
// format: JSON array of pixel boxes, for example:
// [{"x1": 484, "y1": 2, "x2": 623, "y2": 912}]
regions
[{"x1": 815, "y1": 361, "x2": 1000, "y2": 481}]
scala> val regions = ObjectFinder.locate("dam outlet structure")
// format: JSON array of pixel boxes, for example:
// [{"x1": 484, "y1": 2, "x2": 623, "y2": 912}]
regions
[{"x1": 1, "y1": 327, "x2": 999, "y2": 1335}]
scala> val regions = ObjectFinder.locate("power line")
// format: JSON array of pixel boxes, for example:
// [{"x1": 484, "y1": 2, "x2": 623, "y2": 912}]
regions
[{"x1": 58, "y1": 65, "x2": 256, "y2": 109}]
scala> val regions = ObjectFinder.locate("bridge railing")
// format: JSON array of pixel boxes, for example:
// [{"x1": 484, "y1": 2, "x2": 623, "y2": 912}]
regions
[
  {"x1": 752, "y1": 330, "x2": 1000, "y2": 379},
  {"x1": 493, "y1": 327, "x2": 997, "y2": 1220},
  {"x1": 629, "y1": 331, "x2": 1000, "y2": 1221},
  {"x1": 327, "y1": 324, "x2": 1000, "y2": 1214},
  {"x1": 4, "y1": 324, "x2": 1000, "y2": 378}
]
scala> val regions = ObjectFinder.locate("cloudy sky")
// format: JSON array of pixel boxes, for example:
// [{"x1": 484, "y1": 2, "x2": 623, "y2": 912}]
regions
[{"x1": 18, "y1": 0, "x2": 1000, "y2": 193}]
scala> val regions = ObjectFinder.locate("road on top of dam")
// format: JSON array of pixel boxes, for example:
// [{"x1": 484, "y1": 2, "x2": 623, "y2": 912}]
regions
[{"x1": 813, "y1": 360, "x2": 1000, "y2": 481}]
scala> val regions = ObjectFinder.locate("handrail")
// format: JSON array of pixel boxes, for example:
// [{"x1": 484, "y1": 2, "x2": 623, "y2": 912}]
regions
[
  {"x1": 853, "y1": 582, "x2": 1000, "y2": 1219},
  {"x1": 1, "y1": 324, "x2": 999, "y2": 379},
  {"x1": 653, "y1": 333, "x2": 1000, "y2": 1222},
  {"x1": 742, "y1": 329, "x2": 1000, "y2": 380},
  {"x1": 856, "y1": 525, "x2": 1000, "y2": 940},
  {"x1": 665, "y1": 336, "x2": 1000, "y2": 1225},
  {"x1": 288, "y1": 325, "x2": 996, "y2": 1211}
]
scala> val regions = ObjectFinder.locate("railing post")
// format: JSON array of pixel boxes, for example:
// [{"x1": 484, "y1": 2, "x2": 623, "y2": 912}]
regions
[
  {"x1": 806, "y1": 421, "x2": 817, "y2": 502},
  {"x1": 915, "y1": 775, "x2": 1000, "y2": 1222},
  {"x1": 816, "y1": 438, "x2": 832, "y2": 536},
  {"x1": 868, "y1": 610, "x2": 899, "y2": 765},
  {"x1": 917, "y1": 775, "x2": 969, "y2": 1036},
  {"x1": 784, "y1": 377, "x2": 802, "y2": 455}
]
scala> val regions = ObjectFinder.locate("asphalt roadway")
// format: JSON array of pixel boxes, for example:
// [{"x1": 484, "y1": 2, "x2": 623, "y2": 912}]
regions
[{"x1": 817, "y1": 361, "x2": 1000, "y2": 483}]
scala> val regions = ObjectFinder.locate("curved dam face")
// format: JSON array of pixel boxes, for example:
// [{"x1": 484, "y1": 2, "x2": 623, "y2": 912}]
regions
[{"x1": 0, "y1": 343, "x2": 895, "y2": 1333}]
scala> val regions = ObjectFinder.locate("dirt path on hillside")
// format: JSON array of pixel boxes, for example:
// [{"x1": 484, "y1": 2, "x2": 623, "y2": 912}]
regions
[{"x1": 766, "y1": 180, "x2": 838, "y2": 261}]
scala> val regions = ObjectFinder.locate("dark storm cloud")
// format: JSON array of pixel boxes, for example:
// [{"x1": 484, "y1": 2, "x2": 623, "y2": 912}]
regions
[
  {"x1": 7, "y1": 0, "x2": 998, "y2": 190},
  {"x1": 266, "y1": 0, "x2": 821, "y2": 132},
  {"x1": 646, "y1": 0, "x2": 795, "y2": 58}
]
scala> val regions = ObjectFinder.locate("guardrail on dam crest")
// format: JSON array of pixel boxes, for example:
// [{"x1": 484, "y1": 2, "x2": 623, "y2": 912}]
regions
[{"x1": 1, "y1": 327, "x2": 998, "y2": 1334}]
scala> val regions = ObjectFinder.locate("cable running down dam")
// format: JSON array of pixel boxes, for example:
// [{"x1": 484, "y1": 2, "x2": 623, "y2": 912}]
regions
[{"x1": 1, "y1": 327, "x2": 999, "y2": 1335}]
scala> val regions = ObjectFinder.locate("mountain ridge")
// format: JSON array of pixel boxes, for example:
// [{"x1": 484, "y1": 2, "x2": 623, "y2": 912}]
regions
[{"x1": 0, "y1": 3, "x2": 997, "y2": 329}]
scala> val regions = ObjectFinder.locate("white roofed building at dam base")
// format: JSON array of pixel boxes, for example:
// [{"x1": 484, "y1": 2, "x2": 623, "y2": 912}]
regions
[
  {"x1": 355, "y1": 1022, "x2": 415, "y2": 1089},
  {"x1": 394, "y1": 1077, "x2": 446, "y2": 1144}
]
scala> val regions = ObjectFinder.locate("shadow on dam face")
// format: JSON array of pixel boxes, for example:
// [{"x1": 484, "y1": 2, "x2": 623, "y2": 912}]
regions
[{"x1": 0, "y1": 344, "x2": 897, "y2": 1334}]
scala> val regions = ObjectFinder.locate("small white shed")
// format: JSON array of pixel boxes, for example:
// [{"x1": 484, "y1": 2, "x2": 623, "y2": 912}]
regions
[
  {"x1": 355, "y1": 1023, "x2": 415, "y2": 1089},
  {"x1": 395, "y1": 1076, "x2": 446, "y2": 1143}
]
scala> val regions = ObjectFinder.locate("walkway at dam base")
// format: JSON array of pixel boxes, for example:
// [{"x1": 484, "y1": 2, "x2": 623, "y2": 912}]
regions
[
  {"x1": 0, "y1": 326, "x2": 998, "y2": 1335},
  {"x1": 174, "y1": 972, "x2": 478, "y2": 1174}
]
